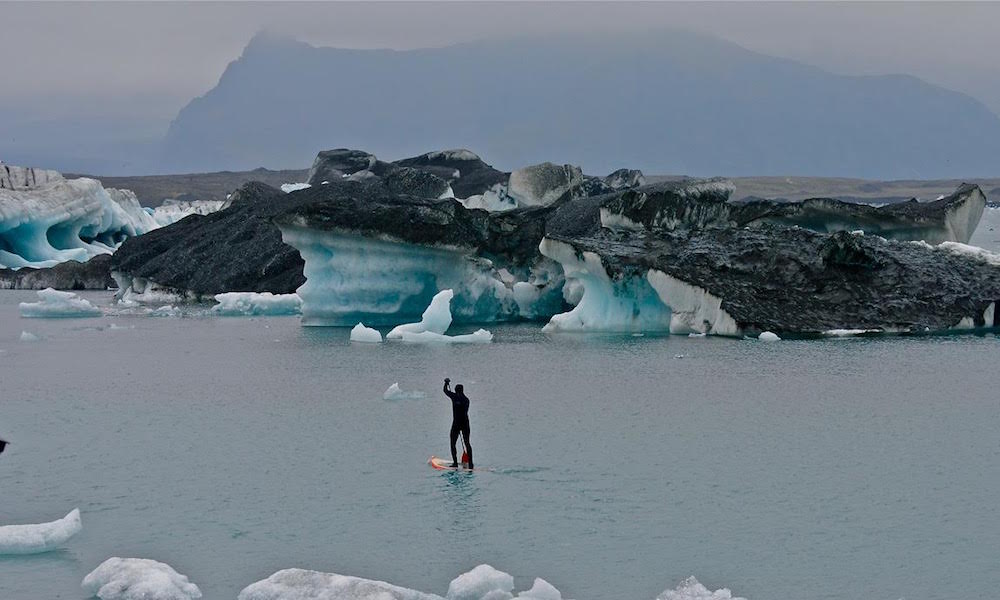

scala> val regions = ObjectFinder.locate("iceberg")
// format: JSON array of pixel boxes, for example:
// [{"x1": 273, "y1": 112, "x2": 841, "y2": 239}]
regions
[
  {"x1": 350, "y1": 323, "x2": 383, "y2": 343},
  {"x1": 0, "y1": 508, "x2": 81, "y2": 554},
  {"x1": 399, "y1": 329, "x2": 494, "y2": 344},
  {"x1": 19, "y1": 331, "x2": 41, "y2": 342},
  {"x1": 19, "y1": 288, "x2": 102, "y2": 318},
  {"x1": 386, "y1": 289, "x2": 454, "y2": 339},
  {"x1": 239, "y1": 564, "x2": 568, "y2": 600},
  {"x1": 657, "y1": 576, "x2": 745, "y2": 600},
  {"x1": 82, "y1": 557, "x2": 202, "y2": 600},
  {"x1": 383, "y1": 383, "x2": 426, "y2": 400},
  {"x1": 212, "y1": 292, "x2": 302, "y2": 316},
  {"x1": 149, "y1": 199, "x2": 226, "y2": 227},
  {"x1": 0, "y1": 167, "x2": 158, "y2": 269},
  {"x1": 757, "y1": 331, "x2": 781, "y2": 342}
]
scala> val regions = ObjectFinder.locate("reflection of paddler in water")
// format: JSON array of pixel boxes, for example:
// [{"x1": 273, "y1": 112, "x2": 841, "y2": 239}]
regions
[{"x1": 442, "y1": 378, "x2": 473, "y2": 469}]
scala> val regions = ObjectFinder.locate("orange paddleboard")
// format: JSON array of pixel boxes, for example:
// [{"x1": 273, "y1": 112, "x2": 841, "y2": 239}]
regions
[{"x1": 429, "y1": 455, "x2": 475, "y2": 471}]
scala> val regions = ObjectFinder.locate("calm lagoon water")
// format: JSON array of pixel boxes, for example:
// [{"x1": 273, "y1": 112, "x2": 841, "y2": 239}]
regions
[{"x1": 1, "y1": 290, "x2": 998, "y2": 599}]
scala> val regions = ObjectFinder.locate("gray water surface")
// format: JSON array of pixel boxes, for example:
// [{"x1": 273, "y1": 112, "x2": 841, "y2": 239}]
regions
[{"x1": 1, "y1": 291, "x2": 998, "y2": 599}]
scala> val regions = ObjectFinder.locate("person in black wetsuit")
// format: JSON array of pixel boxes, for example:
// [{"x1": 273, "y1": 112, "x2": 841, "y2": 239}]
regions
[{"x1": 443, "y1": 378, "x2": 473, "y2": 469}]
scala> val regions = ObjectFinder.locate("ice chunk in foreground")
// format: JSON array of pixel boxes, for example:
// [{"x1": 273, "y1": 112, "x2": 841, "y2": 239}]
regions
[
  {"x1": 0, "y1": 508, "x2": 81, "y2": 554},
  {"x1": 399, "y1": 329, "x2": 493, "y2": 344},
  {"x1": 387, "y1": 289, "x2": 454, "y2": 339},
  {"x1": 238, "y1": 568, "x2": 442, "y2": 600},
  {"x1": 19, "y1": 331, "x2": 41, "y2": 342},
  {"x1": 280, "y1": 182, "x2": 312, "y2": 193},
  {"x1": 514, "y1": 579, "x2": 562, "y2": 600},
  {"x1": 447, "y1": 564, "x2": 515, "y2": 600},
  {"x1": 19, "y1": 288, "x2": 101, "y2": 318},
  {"x1": 657, "y1": 576, "x2": 745, "y2": 600},
  {"x1": 350, "y1": 323, "x2": 383, "y2": 343},
  {"x1": 383, "y1": 383, "x2": 427, "y2": 401},
  {"x1": 212, "y1": 292, "x2": 302, "y2": 316},
  {"x1": 150, "y1": 305, "x2": 182, "y2": 317},
  {"x1": 757, "y1": 331, "x2": 780, "y2": 342},
  {"x1": 82, "y1": 557, "x2": 202, "y2": 600}
]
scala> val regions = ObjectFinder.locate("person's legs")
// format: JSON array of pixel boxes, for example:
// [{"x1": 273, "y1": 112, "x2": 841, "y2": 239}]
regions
[
  {"x1": 461, "y1": 422, "x2": 472, "y2": 468},
  {"x1": 449, "y1": 422, "x2": 460, "y2": 466}
]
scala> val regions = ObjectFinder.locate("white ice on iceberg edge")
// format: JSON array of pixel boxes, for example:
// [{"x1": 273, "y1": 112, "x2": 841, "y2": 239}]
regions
[
  {"x1": 350, "y1": 322, "x2": 383, "y2": 343},
  {"x1": 19, "y1": 288, "x2": 102, "y2": 318},
  {"x1": 280, "y1": 182, "x2": 312, "y2": 193},
  {"x1": 387, "y1": 289, "x2": 454, "y2": 339},
  {"x1": 383, "y1": 383, "x2": 426, "y2": 400},
  {"x1": 82, "y1": 557, "x2": 202, "y2": 600},
  {"x1": 400, "y1": 329, "x2": 493, "y2": 344},
  {"x1": 212, "y1": 292, "x2": 302, "y2": 316},
  {"x1": 0, "y1": 508, "x2": 81, "y2": 555}
]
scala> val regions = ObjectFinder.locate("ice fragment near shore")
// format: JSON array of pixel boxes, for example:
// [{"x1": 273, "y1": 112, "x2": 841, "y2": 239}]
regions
[
  {"x1": 19, "y1": 288, "x2": 101, "y2": 318},
  {"x1": 212, "y1": 292, "x2": 302, "y2": 316},
  {"x1": 0, "y1": 508, "x2": 81, "y2": 554},
  {"x1": 399, "y1": 329, "x2": 493, "y2": 344},
  {"x1": 238, "y1": 568, "x2": 441, "y2": 600},
  {"x1": 657, "y1": 576, "x2": 746, "y2": 600},
  {"x1": 82, "y1": 557, "x2": 202, "y2": 600}
]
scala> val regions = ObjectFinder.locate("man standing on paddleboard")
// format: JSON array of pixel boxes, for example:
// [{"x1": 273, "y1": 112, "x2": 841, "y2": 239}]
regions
[{"x1": 443, "y1": 378, "x2": 473, "y2": 469}]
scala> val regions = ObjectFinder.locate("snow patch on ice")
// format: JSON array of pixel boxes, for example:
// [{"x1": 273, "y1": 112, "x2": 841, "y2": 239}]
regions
[
  {"x1": 19, "y1": 288, "x2": 102, "y2": 318},
  {"x1": 657, "y1": 576, "x2": 745, "y2": 600},
  {"x1": 540, "y1": 238, "x2": 672, "y2": 333},
  {"x1": 150, "y1": 199, "x2": 225, "y2": 227},
  {"x1": 281, "y1": 182, "x2": 312, "y2": 193},
  {"x1": 82, "y1": 557, "x2": 202, "y2": 600},
  {"x1": 938, "y1": 241, "x2": 1000, "y2": 266},
  {"x1": 383, "y1": 383, "x2": 426, "y2": 400},
  {"x1": 212, "y1": 292, "x2": 302, "y2": 316},
  {"x1": 350, "y1": 323, "x2": 383, "y2": 343},
  {"x1": 387, "y1": 289, "x2": 454, "y2": 339},
  {"x1": 0, "y1": 508, "x2": 81, "y2": 555},
  {"x1": 459, "y1": 184, "x2": 516, "y2": 212}
]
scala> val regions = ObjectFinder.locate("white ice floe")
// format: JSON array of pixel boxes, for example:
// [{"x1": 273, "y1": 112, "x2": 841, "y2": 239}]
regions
[
  {"x1": 149, "y1": 199, "x2": 225, "y2": 227},
  {"x1": 657, "y1": 576, "x2": 745, "y2": 600},
  {"x1": 19, "y1": 331, "x2": 40, "y2": 342},
  {"x1": 238, "y1": 568, "x2": 441, "y2": 600},
  {"x1": 387, "y1": 289, "x2": 454, "y2": 339},
  {"x1": 350, "y1": 323, "x2": 383, "y2": 343},
  {"x1": 212, "y1": 292, "x2": 302, "y2": 316},
  {"x1": 447, "y1": 564, "x2": 515, "y2": 600},
  {"x1": 399, "y1": 329, "x2": 493, "y2": 344},
  {"x1": 82, "y1": 557, "x2": 202, "y2": 600},
  {"x1": 19, "y1": 288, "x2": 102, "y2": 318},
  {"x1": 822, "y1": 329, "x2": 879, "y2": 337},
  {"x1": 0, "y1": 508, "x2": 81, "y2": 555},
  {"x1": 383, "y1": 383, "x2": 427, "y2": 400},
  {"x1": 514, "y1": 579, "x2": 563, "y2": 600},
  {"x1": 150, "y1": 305, "x2": 182, "y2": 317},
  {"x1": 757, "y1": 331, "x2": 781, "y2": 342},
  {"x1": 280, "y1": 183, "x2": 313, "y2": 193}
]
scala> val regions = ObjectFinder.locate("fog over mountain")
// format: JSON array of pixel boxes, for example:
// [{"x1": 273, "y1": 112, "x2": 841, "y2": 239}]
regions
[{"x1": 162, "y1": 30, "x2": 1000, "y2": 179}]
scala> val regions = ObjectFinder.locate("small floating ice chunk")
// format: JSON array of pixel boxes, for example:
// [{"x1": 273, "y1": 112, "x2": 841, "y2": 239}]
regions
[
  {"x1": 387, "y1": 289, "x2": 454, "y2": 339},
  {"x1": 447, "y1": 564, "x2": 514, "y2": 600},
  {"x1": 108, "y1": 323, "x2": 132, "y2": 330},
  {"x1": 150, "y1": 305, "x2": 182, "y2": 317},
  {"x1": 19, "y1": 331, "x2": 40, "y2": 342},
  {"x1": 280, "y1": 182, "x2": 312, "y2": 193},
  {"x1": 212, "y1": 292, "x2": 302, "y2": 316},
  {"x1": 82, "y1": 557, "x2": 202, "y2": 600},
  {"x1": 0, "y1": 508, "x2": 81, "y2": 555},
  {"x1": 350, "y1": 322, "x2": 383, "y2": 343},
  {"x1": 383, "y1": 383, "x2": 426, "y2": 401},
  {"x1": 515, "y1": 578, "x2": 562, "y2": 600},
  {"x1": 758, "y1": 331, "x2": 781, "y2": 342},
  {"x1": 399, "y1": 329, "x2": 493, "y2": 344},
  {"x1": 822, "y1": 329, "x2": 878, "y2": 337},
  {"x1": 19, "y1": 288, "x2": 101, "y2": 318},
  {"x1": 657, "y1": 576, "x2": 746, "y2": 600},
  {"x1": 238, "y1": 568, "x2": 441, "y2": 600}
]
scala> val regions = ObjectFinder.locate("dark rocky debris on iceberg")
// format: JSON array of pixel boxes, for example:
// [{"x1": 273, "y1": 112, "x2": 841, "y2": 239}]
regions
[{"x1": 110, "y1": 147, "x2": 1000, "y2": 336}]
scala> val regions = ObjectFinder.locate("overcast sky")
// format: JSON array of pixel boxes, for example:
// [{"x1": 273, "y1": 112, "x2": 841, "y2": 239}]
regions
[{"x1": 3, "y1": 2, "x2": 1000, "y2": 120}]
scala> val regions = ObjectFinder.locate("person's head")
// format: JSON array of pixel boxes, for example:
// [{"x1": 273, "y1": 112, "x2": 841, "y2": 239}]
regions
[{"x1": 455, "y1": 384, "x2": 464, "y2": 395}]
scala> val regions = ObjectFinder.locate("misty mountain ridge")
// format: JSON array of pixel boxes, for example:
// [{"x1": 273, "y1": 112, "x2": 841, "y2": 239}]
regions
[{"x1": 161, "y1": 28, "x2": 1000, "y2": 179}]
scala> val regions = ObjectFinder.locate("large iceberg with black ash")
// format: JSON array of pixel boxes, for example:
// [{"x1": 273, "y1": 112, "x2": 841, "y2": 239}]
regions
[{"x1": 0, "y1": 166, "x2": 158, "y2": 269}]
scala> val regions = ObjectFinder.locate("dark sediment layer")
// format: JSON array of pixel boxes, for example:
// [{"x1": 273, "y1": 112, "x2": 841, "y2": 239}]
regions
[{"x1": 0, "y1": 254, "x2": 115, "y2": 290}]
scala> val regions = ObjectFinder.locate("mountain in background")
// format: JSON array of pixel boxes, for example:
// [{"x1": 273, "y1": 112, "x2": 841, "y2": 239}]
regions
[{"x1": 161, "y1": 29, "x2": 1000, "y2": 179}]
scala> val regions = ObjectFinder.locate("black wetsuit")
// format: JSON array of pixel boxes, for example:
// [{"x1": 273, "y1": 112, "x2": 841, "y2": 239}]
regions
[{"x1": 443, "y1": 384, "x2": 473, "y2": 468}]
